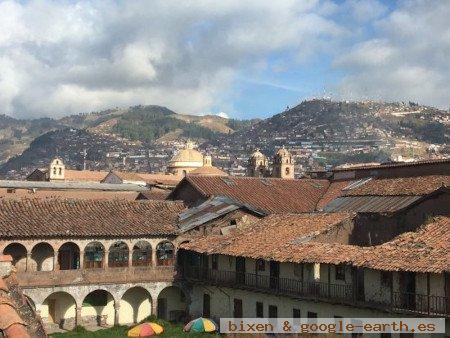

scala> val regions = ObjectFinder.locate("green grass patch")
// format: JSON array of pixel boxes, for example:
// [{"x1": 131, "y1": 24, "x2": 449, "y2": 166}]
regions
[{"x1": 50, "y1": 317, "x2": 220, "y2": 337}]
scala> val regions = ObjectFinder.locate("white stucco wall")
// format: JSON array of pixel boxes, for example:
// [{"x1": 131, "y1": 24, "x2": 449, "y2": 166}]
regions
[{"x1": 119, "y1": 287, "x2": 152, "y2": 324}]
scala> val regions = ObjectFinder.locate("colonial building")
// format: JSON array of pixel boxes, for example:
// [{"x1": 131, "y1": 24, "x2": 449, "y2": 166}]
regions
[
  {"x1": 247, "y1": 147, "x2": 296, "y2": 178},
  {"x1": 0, "y1": 199, "x2": 188, "y2": 331}
]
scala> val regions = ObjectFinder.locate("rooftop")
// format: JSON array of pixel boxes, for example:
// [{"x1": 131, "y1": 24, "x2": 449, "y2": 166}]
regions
[
  {"x1": 0, "y1": 199, "x2": 185, "y2": 239},
  {"x1": 170, "y1": 176, "x2": 330, "y2": 214}
]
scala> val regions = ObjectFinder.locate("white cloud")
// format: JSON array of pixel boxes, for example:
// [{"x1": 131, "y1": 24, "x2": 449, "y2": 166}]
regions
[
  {"x1": 336, "y1": 0, "x2": 450, "y2": 108},
  {"x1": 0, "y1": 0, "x2": 341, "y2": 118}
]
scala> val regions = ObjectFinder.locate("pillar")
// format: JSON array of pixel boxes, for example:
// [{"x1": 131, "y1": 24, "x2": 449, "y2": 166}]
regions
[
  {"x1": 104, "y1": 251, "x2": 109, "y2": 268},
  {"x1": 76, "y1": 306, "x2": 82, "y2": 327},
  {"x1": 26, "y1": 253, "x2": 31, "y2": 272},
  {"x1": 152, "y1": 248, "x2": 157, "y2": 267},
  {"x1": 128, "y1": 251, "x2": 133, "y2": 267},
  {"x1": 114, "y1": 302, "x2": 120, "y2": 326},
  {"x1": 54, "y1": 250, "x2": 59, "y2": 271},
  {"x1": 79, "y1": 251, "x2": 84, "y2": 269}
]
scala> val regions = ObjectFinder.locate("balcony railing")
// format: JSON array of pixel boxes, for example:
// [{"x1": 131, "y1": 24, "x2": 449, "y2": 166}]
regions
[
  {"x1": 182, "y1": 267, "x2": 450, "y2": 317},
  {"x1": 18, "y1": 266, "x2": 176, "y2": 287}
]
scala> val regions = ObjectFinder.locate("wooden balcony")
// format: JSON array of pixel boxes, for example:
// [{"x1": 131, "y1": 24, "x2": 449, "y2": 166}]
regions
[
  {"x1": 18, "y1": 266, "x2": 176, "y2": 287},
  {"x1": 182, "y1": 268, "x2": 450, "y2": 317}
]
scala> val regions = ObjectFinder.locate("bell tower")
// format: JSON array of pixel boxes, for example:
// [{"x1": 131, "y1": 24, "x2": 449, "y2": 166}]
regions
[
  {"x1": 49, "y1": 157, "x2": 65, "y2": 181},
  {"x1": 272, "y1": 146, "x2": 295, "y2": 179},
  {"x1": 247, "y1": 149, "x2": 269, "y2": 177}
]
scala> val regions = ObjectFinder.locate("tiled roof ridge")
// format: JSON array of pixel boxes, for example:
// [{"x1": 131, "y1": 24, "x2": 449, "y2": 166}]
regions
[{"x1": 333, "y1": 157, "x2": 450, "y2": 171}]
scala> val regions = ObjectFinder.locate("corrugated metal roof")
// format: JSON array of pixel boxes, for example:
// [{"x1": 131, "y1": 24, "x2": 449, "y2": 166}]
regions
[
  {"x1": 323, "y1": 195, "x2": 422, "y2": 213},
  {"x1": 178, "y1": 195, "x2": 266, "y2": 232}
]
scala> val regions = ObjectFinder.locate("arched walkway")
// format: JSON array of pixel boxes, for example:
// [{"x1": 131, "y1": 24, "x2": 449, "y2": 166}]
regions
[
  {"x1": 156, "y1": 241, "x2": 175, "y2": 266},
  {"x1": 108, "y1": 241, "x2": 129, "y2": 268},
  {"x1": 31, "y1": 242, "x2": 54, "y2": 271},
  {"x1": 157, "y1": 286, "x2": 187, "y2": 322},
  {"x1": 58, "y1": 242, "x2": 80, "y2": 270},
  {"x1": 84, "y1": 242, "x2": 105, "y2": 269},
  {"x1": 132, "y1": 241, "x2": 152, "y2": 266},
  {"x1": 3, "y1": 243, "x2": 27, "y2": 272},
  {"x1": 42, "y1": 292, "x2": 77, "y2": 329},
  {"x1": 81, "y1": 289, "x2": 115, "y2": 326},
  {"x1": 119, "y1": 287, "x2": 152, "y2": 325}
]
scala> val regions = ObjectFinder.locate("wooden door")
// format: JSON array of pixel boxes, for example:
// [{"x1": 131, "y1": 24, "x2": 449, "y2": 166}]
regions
[
  {"x1": 399, "y1": 272, "x2": 416, "y2": 310},
  {"x1": 236, "y1": 257, "x2": 246, "y2": 284},
  {"x1": 270, "y1": 261, "x2": 280, "y2": 290},
  {"x1": 233, "y1": 298, "x2": 243, "y2": 318},
  {"x1": 445, "y1": 273, "x2": 450, "y2": 313},
  {"x1": 352, "y1": 268, "x2": 365, "y2": 301}
]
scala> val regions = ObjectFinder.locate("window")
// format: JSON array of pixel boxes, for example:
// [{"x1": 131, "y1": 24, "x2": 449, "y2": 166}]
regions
[
  {"x1": 268, "y1": 305, "x2": 278, "y2": 318},
  {"x1": 293, "y1": 308, "x2": 301, "y2": 318},
  {"x1": 58, "y1": 167, "x2": 62, "y2": 175},
  {"x1": 256, "y1": 302, "x2": 263, "y2": 318},
  {"x1": 233, "y1": 299, "x2": 243, "y2": 318},
  {"x1": 307, "y1": 311, "x2": 317, "y2": 318},
  {"x1": 256, "y1": 259, "x2": 265, "y2": 272},
  {"x1": 211, "y1": 255, "x2": 218, "y2": 270},
  {"x1": 335, "y1": 265, "x2": 346, "y2": 281},
  {"x1": 203, "y1": 294, "x2": 210, "y2": 318},
  {"x1": 230, "y1": 219, "x2": 237, "y2": 226},
  {"x1": 285, "y1": 167, "x2": 290, "y2": 175},
  {"x1": 380, "y1": 271, "x2": 392, "y2": 288}
]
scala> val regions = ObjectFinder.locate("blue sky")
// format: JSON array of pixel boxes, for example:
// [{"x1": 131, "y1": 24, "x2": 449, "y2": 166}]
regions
[{"x1": 0, "y1": 0, "x2": 449, "y2": 119}]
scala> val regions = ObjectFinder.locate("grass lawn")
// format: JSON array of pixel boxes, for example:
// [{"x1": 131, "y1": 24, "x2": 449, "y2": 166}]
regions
[{"x1": 50, "y1": 317, "x2": 220, "y2": 338}]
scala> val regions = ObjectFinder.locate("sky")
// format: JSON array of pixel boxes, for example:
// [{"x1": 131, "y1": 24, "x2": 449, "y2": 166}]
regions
[{"x1": 0, "y1": 0, "x2": 449, "y2": 119}]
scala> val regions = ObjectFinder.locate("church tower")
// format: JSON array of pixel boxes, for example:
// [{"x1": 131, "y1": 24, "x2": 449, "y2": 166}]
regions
[
  {"x1": 272, "y1": 146, "x2": 295, "y2": 179},
  {"x1": 49, "y1": 157, "x2": 65, "y2": 181},
  {"x1": 247, "y1": 149, "x2": 269, "y2": 177}
]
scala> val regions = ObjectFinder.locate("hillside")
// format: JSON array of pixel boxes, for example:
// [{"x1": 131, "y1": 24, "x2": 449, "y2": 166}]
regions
[{"x1": 0, "y1": 99, "x2": 448, "y2": 178}]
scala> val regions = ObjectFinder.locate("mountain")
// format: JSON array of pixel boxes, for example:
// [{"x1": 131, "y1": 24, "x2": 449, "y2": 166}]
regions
[{"x1": 0, "y1": 99, "x2": 448, "y2": 178}]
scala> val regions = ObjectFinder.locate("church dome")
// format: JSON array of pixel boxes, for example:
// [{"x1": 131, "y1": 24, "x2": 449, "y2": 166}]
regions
[
  {"x1": 169, "y1": 148, "x2": 204, "y2": 165},
  {"x1": 250, "y1": 149, "x2": 266, "y2": 159},
  {"x1": 168, "y1": 141, "x2": 204, "y2": 173}
]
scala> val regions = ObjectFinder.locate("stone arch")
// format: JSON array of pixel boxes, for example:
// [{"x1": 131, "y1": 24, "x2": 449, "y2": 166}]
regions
[
  {"x1": 3, "y1": 243, "x2": 27, "y2": 272},
  {"x1": 119, "y1": 286, "x2": 152, "y2": 325},
  {"x1": 81, "y1": 289, "x2": 115, "y2": 327},
  {"x1": 157, "y1": 286, "x2": 187, "y2": 322},
  {"x1": 42, "y1": 291, "x2": 77, "y2": 330},
  {"x1": 108, "y1": 241, "x2": 129, "y2": 267},
  {"x1": 58, "y1": 242, "x2": 80, "y2": 270},
  {"x1": 31, "y1": 242, "x2": 54, "y2": 271},
  {"x1": 84, "y1": 241, "x2": 105, "y2": 269},
  {"x1": 132, "y1": 241, "x2": 152, "y2": 266},
  {"x1": 156, "y1": 241, "x2": 175, "y2": 266}
]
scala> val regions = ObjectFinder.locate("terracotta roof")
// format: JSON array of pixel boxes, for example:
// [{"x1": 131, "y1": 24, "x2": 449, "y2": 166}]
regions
[
  {"x1": 188, "y1": 166, "x2": 228, "y2": 176},
  {"x1": 180, "y1": 213, "x2": 353, "y2": 258},
  {"x1": 343, "y1": 175, "x2": 450, "y2": 196},
  {"x1": 352, "y1": 216, "x2": 450, "y2": 273},
  {"x1": 138, "y1": 173, "x2": 182, "y2": 186},
  {"x1": 0, "y1": 255, "x2": 45, "y2": 338},
  {"x1": 136, "y1": 189, "x2": 171, "y2": 201},
  {"x1": 170, "y1": 176, "x2": 330, "y2": 213},
  {"x1": 181, "y1": 215, "x2": 450, "y2": 273},
  {"x1": 0, "y1": 199, "x2": 184, "y2": 239},
  {"x1": 107, "y1": 170, "x2": 147, "y2": 182},
  {"x1": 333, "y1": 157, "x2": 450, "y2": 171},
  {"x1": 0, "y1": 188, "x2": 139, "y2": 201},
  {"x1": 64, "y1": 169, "x2": 109, "y2": 182}
]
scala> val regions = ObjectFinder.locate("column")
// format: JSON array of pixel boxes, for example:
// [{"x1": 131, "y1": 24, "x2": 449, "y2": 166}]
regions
[
  {"x1": 152, "y1": 248, "x2": 157, "y2": 268},
  {"x1": 76, "y1": 306, "x2": 82, "y2": 327},
  {"x1": 152, "y1": 300, "x2": 158, "y2": 318},
  {"x1": 79, "y1": 251, "x2": 84, "y2": 270},
  {"x1": 128, "y1": 251, "x2": 133, "y2": 267},
  {"x1": 26, "y1": 253, "x2": 31, "y2": 272},
  {"x1": 104, "y1": 251, "x2": 109, "y2": 268},
  {"x1": 54, "y1": 250, "x2": 59, "y2": 271},
  {"x1": 114, "y1": 302, "x2": 120, "y2": 326}
]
